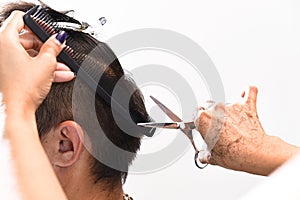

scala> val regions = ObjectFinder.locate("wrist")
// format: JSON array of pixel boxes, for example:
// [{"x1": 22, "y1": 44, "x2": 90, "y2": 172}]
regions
[
  {"x1": 3, "y1": 100, "x2": 36, "y2": 133},
  {"x1": 255, "y1": 135, "x2": 300, "y2": 175},
  {"x1": 3, "y1": 97, "x2": 36, "y2": 117}
]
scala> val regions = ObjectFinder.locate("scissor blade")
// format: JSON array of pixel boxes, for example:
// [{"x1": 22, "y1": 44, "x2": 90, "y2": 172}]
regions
[
  {"x1": 137, "y1": 122, "x2": 181, "y2": 129},
  {"x1": 150, "y1": 96, "x2": 182, "y2": 122}
]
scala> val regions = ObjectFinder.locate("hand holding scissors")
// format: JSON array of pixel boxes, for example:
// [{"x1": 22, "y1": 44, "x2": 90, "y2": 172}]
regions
[{"x1": 138, "y1": 96, "x2": 211, "y2": 169}]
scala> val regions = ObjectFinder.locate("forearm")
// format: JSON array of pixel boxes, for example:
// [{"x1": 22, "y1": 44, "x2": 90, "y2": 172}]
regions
[
  {"x1": 253, "y1": 135, "x2": 300, "y2": 176},
  {"x1": 236, "y1": 133, "x2": 300, "y2": 176},
  {"x1": 4, "y1": 103, "x2": 67, "y2": 200}
]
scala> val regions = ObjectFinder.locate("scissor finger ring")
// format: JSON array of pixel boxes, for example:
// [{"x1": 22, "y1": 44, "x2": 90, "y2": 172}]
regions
[{"x1": 194, "y1": 151, "x2": 209, "y2": 169}]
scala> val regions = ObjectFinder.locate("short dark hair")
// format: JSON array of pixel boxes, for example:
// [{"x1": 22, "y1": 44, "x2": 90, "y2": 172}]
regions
[{"x1": 0, "y1": 1, "x2": 150, "y2": 185}]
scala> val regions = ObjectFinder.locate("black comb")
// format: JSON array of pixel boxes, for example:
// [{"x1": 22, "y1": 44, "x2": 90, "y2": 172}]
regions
[
  {"x1": 23, "y1": 6, "x2": 81, "y2": 75},
  {"x1": 23, "y1": 5, "x2": 155, "y2": 137}
]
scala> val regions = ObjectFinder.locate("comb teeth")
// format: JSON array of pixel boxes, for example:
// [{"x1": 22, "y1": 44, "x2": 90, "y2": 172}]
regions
[
  {"x1": 32, "y1": 16, "x2": 56, "y2": 35},
  {"x1": 23, "y1": 6, "x2": 55, "y2": 43},
  {"x1": 23, "y1": 5, "x2": 155, "y2": 137},
  {"x1": 64, "y1": 45, "x2": 73, "y2": 55},
  {"x1": 33, "y1": 6, "x2": 53, "y2": 23}
]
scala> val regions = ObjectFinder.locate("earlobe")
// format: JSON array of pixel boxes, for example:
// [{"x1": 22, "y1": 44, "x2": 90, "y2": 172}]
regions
[{"x1": 53, "y1": 121, "x2": 84, "y2": 168}]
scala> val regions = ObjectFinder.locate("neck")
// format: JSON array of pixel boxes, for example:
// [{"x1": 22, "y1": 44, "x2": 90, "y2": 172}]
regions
[
  {"x1": 65, "y1": 176, "x2": 124, "y2": 200},
  {"x1": 54, "y1": 149, "x2": 125, "y2": 200},
  {"x1": 56, "y1": 164, "x2": 124, "y2": 200},
  {"x1": 88, "y1": 179, "x2": 124, "y2": 200}
]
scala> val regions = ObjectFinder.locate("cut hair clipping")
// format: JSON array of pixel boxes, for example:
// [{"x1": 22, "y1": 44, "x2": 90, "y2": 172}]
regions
[
  {"x1": 61, "y1": 9, "x2": 75, "y2": 17},
  {"x1": 36, "y1": 1, "x2": 108, "y2": 40},
  {"x1": 56, "y1": 21, "x2": 90, "y2": 31},
  {"x1": 85, "y1": 16, "x2": 108, "y2": 41},
  {"x1": 55, "y1": 17, "x2": 108, "y2": 41},
  {"x1": 99, "y1": 17, "x2": 107, "y2": 26}
]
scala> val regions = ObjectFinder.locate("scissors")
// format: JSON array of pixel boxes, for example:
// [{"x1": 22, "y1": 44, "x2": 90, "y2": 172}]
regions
[{"x1": 137, "y1": 96, "x2": 209, "y2": 169}]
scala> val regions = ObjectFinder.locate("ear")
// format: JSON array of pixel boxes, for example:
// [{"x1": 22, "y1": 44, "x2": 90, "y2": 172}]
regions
[{"x1": 46, "y1": 121, "x2": 85, "y2": 168}]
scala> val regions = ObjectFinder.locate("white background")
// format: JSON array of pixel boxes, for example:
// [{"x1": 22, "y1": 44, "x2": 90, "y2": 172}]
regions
[{"x1": 1, "y1": 0, "x2": 300, "y2": 199}]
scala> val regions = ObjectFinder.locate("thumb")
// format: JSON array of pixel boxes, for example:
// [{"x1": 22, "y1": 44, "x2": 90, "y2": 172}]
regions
[
  {"x1": 242, "y1": 85, "x2": 258, "y2": 112},
  {"x1": 36, "y1": 31, "x2": 67, "y2": 67}
]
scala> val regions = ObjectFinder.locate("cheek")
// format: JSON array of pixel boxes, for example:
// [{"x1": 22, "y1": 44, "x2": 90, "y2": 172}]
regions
[
  {"x1": 41, "y1": 139, "x2": 50, "y2": 154},
  {"x1": 41, "y1": 138, "x2": 55, "y2": 162}
]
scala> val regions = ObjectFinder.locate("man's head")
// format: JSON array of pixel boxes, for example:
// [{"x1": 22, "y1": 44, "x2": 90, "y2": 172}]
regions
[{"x1": 0, "y1": 0, "x2": 150, "y2": 195}]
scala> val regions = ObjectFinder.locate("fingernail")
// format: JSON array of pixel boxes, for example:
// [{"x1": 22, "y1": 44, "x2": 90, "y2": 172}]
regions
[{"x1": 55, "y1": 30, "x2": 67, "y2": 44}]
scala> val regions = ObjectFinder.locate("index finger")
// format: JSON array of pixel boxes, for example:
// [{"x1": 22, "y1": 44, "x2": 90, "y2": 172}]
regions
[
  {"x1": 242, "y1": 86, "x2": 258, "y2": 112},
  {"x1": 0, "y1": 11, "x2": 25, "y2": 35}
]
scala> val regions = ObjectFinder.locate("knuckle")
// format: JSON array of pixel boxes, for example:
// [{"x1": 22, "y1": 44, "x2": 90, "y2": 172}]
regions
[
  {"x1": 43, "y1": 40, "x2": 57, "y2": 51},
  {"x1": 216, "y1": 102, "x2": 225, "y2": 107},
  {"x1": 198, "y1": 111, "x2": 211, "y2": 124},
  {"x1": 39, "y1": 53, "x2": 56, "y2": 65},
  {"x1": 229, "y1": 103, "x2": 242, "y2": 112},
  {"x1": 9, "y1": 10, "x2": 25, "y2": 20},
  {"x1": 214, "y1": 102, "x2": 225, "y2": 112},
  {"x1": 41, "y1": 44, "x2": 59, "y2": 58}
]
